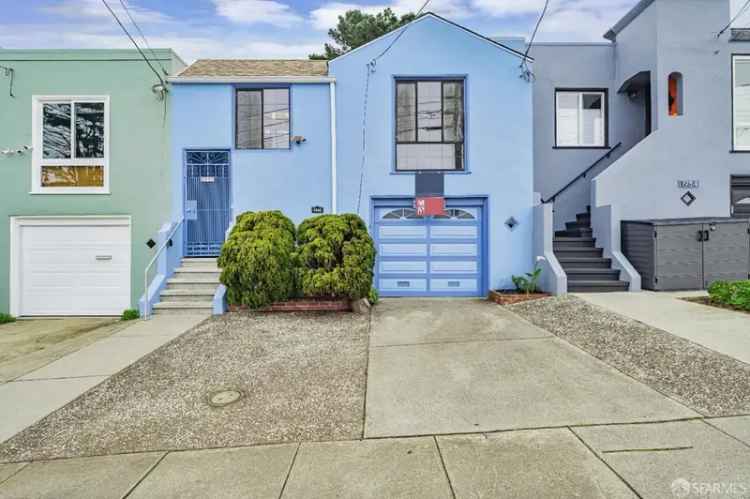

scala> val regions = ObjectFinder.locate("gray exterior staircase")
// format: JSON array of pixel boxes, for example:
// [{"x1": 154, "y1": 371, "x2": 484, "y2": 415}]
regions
[
  {"x1": 153, "y1": 257, "x2": 219, "y2": 315},
  {"x1": 554, "y1": 211, "x2": 629, "y2": 293}
]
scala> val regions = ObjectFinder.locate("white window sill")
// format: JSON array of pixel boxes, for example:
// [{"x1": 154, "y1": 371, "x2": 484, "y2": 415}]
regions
[{"x1": 30, "y1": 189, "x2": 111, "y2": 195}]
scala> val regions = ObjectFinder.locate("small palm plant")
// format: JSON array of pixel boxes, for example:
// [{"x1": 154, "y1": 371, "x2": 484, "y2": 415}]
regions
[{"x1": 512, "y1": 257, "x2": 546, "y2": 295}]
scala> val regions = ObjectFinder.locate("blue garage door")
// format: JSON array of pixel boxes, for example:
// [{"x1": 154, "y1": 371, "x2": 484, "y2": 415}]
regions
[{"x1": 373, "y1": 200, "x2": 485, "y2": 297}]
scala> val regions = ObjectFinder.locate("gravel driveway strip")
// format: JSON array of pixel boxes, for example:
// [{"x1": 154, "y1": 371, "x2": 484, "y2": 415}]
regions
[
  {"x1": 0, "y1": 312, "x2": 369, "y2": 462},
  {"x1": 508, "y1": 295, "x2": 750, "y2": 417}
]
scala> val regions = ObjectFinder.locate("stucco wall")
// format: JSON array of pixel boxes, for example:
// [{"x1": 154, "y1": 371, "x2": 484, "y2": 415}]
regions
[
  {"x1": 329, "y1": 15, "x2": 535, "y2": 291},
  {"x1": 170, "y1": 82, "x2": 333, "y2": 226},
  {"x1": 594, "y1": 0, "x2": 749, "y2": 225},
  {"x1": 0, "y1": 49, "x2": 184, "y2": 314}
]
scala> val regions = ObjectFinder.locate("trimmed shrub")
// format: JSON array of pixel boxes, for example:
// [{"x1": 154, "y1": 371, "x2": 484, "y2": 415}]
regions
[
  {"x1": 0, "y1": 313, "x2": 16, "y2": 325},
  {"x1": 368, "y1": 287, "x2": 379, "y2": 305},
  {"x1": 218, "y1": 211, "x2": 298, "y2": 309},
  {"x1": 297, "y1": 214, "x2": 376, "y2": 300},
  {"x1": 121, "y1": 309, "x2": 139, "y2": 321},
  {"x1": 708, "y1": 280, "x2": 750, "y2": 311}
]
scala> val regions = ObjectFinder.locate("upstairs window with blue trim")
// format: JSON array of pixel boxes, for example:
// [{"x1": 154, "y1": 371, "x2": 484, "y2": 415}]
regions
[
  {"x1": 395, "y1": 79, "x2": 465, "y2": 171},
  {"x1": 236, "y1": 88, "x2": 290, "y2": 149}
]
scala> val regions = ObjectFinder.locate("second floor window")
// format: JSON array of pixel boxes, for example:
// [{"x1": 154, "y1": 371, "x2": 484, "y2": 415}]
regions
[
  {"x1": 555, "y1": 89, "x2": 607, "y2": 148},
  {"x1": 395, "y1": 79, "x2": 465, "y2": 171},
  {"x1": 236, "y1": 88, "x2": 290, "y2": 149}
]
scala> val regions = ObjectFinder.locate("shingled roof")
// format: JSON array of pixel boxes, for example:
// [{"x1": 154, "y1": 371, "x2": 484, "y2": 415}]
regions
[{"x1": 179, "y1": 59, "x2": 329, "y2": 77}]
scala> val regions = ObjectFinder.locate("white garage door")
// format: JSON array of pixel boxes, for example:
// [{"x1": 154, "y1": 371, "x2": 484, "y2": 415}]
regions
[{"x1": 13, "y1": 217, "x2": 131, "y2": 316}]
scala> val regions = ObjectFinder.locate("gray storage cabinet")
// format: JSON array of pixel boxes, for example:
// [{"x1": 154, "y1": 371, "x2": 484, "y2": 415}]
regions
[{"x1": 621, "y1": 218, "x2": 750, "y2": 291}]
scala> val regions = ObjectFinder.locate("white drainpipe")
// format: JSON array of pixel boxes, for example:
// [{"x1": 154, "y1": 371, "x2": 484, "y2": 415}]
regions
[{"x1": 330, "y1": 81, "x2": 337, "y2": 214}]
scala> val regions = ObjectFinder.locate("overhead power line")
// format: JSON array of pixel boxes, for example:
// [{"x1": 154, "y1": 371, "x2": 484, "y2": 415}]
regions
[
  {"x1": 118, "y1": 0, "x2": 169, "y2": 76},
  {"x1": 101, "y1": 0, "x2": 166, "y2": 86},
  {"x1": 718, "y1": 0, "x2": 750, "y2": 37},
  {"x1": 520, "y1": 0, "x2": 550, "y2": 80}
]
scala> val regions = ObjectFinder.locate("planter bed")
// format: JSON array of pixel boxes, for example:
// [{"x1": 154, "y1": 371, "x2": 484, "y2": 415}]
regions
[
  {"x1": 229, "y1": 298, "x2": 352, "y2": 313},
  {"x1": 681, "y1": 296, "x2": 750, "y2": 315},
  {"x1": 489, "y1": 289, "x2": 549, "y2": 306}
]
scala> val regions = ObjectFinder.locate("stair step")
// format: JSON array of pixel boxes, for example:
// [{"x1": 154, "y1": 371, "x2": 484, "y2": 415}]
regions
[
  {"x1": 566, "y1": 221, "x2": 591, "y2": 231},
  {"x1": 558, "y1": 257, "x2": 612, "y2": 269},
  {"x1": 182, "y1": 257, "x2": 218, "y2": 266},
  {"x1": 153, "y1": 301, "x2": 213, "y2": 315},
  {"x1": 172, "y1": 270, "x2": 220, "y2": 281},
  {"x1": 568, "y1": 281, "x2": 630, "y2": 293},
  {"x1": 555, "y1": 228, "x2": 593, "y2": 238},
  {"x1": 166, "y1": 278, "x2": 220, "y2": 291},
  {"x1": 566, "y1": 269, "x2": 621, "y2": 281},
  {"x1": 554, "y1": 248, "x2": 603, "y2": 258},
  {"x1": 160, "y1": 289, "x2": 215, "y2": 302},
  {"x1": 553, "y1": 237, "x2": 596, "y2": 249},
  {"x1": 576, "y1": 213, "x2": 591, "y2": 223}
]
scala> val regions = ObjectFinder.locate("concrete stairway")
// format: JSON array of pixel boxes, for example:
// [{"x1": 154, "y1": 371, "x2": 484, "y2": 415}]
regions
[
  {"x1": 554, "y1": 211, "x2": 629, "y2": 293},
  {"x1": 152, "y1": 257, "x2": 220, "y2": 315}
]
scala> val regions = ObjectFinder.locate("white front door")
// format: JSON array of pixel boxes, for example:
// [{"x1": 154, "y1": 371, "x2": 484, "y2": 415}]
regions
[{"x1": 12, "y1": 217, "x2": 131, "y2": 316}]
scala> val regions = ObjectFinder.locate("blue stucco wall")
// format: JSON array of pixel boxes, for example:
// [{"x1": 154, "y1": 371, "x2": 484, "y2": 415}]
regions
[
  {"x1": 330, "y1": 14, "x2": 535, "y2": 291},
  {"x1": 170, "y1": 82, "x2": 332, "y2": 226}
]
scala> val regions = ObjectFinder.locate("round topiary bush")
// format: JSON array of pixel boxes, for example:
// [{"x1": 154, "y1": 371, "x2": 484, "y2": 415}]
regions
[
  {"x1": 217, "y1": 211, "x2": 298, "y2": 309},
  {"x1": 296, "y1": 213, "x2": 376, "y2": 300}
]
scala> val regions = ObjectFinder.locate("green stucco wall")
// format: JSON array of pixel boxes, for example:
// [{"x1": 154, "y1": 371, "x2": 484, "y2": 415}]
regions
[{"x1": 0, "y1": 49, "x2": 186, "y2": 314}]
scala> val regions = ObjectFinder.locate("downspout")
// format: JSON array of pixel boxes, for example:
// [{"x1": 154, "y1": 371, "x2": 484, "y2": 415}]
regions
[{"x1": 330, "y1": 81, "x2": 338, "y2": 214}]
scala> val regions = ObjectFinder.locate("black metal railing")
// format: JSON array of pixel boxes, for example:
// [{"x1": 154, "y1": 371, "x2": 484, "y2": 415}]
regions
[{"x1": 542, "y1": 142, "x2": 623, "y2": 204}]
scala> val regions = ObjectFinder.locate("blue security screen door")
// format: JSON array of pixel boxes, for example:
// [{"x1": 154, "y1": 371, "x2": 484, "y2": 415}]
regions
[{"x1": 184, "y1": 150, "x2": 231, "y2": 257}]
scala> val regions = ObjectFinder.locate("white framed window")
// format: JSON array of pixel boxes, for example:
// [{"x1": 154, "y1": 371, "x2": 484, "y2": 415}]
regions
[
  {"x1": 555, "y1": 90, "x2": 607, "y2": 148},
  {"x1": 733, "y1": 55, "x2": 750, "y2": 151},
  {"x1": 31, "y1": 95, "x2": 110, "y2": 194}
]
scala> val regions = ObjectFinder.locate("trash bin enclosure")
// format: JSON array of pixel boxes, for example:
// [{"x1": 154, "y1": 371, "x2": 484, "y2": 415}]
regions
[{"x1": 621, "y1": 218, "x2": 750, "y2": 291}]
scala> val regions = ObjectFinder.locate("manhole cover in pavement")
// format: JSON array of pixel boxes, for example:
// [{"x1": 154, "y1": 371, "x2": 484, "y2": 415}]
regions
[{"x1": 208, "y1": 389, "x2": 243, "y2": 407}]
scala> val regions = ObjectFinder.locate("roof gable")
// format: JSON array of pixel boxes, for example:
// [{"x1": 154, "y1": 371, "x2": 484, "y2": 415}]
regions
[{"x1": 329, "y1": 12, "x2": 531, "y2": 65}]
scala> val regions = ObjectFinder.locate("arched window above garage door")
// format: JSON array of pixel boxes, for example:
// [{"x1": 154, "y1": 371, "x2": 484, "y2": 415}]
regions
[{"x1": 434, "y1": 209, "x2": 476, "y2": 220}]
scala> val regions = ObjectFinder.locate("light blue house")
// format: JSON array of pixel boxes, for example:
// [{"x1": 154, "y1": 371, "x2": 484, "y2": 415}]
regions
[{"x1": 167, "y1": 13, "x2": 535, "y2": 303}]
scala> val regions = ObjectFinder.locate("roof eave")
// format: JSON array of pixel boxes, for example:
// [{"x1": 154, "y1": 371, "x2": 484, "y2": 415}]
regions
[
  {"x1": 603, "y1": 0, "x2": 655, "y2": 41},
  {"x1": 168, "y1": 75, "x2": 335, "y2": 84}
]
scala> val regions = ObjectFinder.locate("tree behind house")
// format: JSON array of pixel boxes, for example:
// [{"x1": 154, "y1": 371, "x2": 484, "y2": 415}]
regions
[{"x1": 309, "y1": 8, "x2": 416, "y2": 60}]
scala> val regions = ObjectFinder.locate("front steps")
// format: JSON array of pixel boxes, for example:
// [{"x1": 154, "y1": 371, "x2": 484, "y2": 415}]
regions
[
  {"x1": 153, "y1": 257, "x2": 220, "y2": 315},
  {"x1": 554, "y1": 211, "x2": 629, "y2": 293}
]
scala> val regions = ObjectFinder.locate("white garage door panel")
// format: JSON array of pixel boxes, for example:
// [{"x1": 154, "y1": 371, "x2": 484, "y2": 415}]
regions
[{"x1": 17, "y1": 221, "x2": 131, "y2": 316}]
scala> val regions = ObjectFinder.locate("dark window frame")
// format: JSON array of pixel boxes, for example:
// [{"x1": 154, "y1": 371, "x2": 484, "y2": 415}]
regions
[
  {"x1": 394, "y1": 78, "x2": 466, "y2": 171},
  {"x1": 235, "y1": 88, "x2": 291, "y2": 150},
  {"x1": 553, "y1": 87, "x2": 610, "y2": 150}
]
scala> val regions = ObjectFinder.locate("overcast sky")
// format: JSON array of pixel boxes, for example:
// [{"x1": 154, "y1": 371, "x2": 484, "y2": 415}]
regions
[{"x1": 1, "y1": 0, "x2": 748, "y2": 62}]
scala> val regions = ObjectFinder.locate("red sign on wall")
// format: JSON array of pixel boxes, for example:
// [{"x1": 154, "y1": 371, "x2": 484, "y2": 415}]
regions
[{"x1": 415, "y1": 196, "x2": 446, "y2": 217}]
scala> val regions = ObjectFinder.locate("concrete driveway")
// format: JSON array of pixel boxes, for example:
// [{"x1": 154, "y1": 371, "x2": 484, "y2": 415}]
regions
[{"x1": 365, "y1": 299, "x2": 697, "y2": 437}]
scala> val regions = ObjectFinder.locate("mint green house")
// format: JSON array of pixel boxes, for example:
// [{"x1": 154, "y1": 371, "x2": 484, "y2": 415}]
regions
[{"x1": 0, "y1": 49, "x2": 185, "y2": 316}]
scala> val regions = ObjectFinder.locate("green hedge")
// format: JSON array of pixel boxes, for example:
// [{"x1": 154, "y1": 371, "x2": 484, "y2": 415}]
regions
[
  {"x1": 707, "y1": 280, "x2": 750, "y2": 311},
  {"x1": 296, "y1": 214, "x2": 376, "y2": 300},
  {"x1": 218, "y1": 211, "x2": 298, "y2": 309}
]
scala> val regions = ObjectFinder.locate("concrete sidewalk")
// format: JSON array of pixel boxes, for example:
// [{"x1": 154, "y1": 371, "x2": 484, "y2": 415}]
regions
[
  {"x1": 577, "y1": 291, "x2": 750, "y2": 365},
  {"x1": 0, "y1": 315, "x2": 206, "y2": 444},
  {"x1": 0, "y1": 418, "x2": 747, "y2": 498}
]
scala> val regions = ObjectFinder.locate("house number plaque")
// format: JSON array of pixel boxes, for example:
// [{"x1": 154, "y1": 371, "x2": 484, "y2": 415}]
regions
[{"x1": 677, "y1": 179, "x2": 700, "y2": 189}]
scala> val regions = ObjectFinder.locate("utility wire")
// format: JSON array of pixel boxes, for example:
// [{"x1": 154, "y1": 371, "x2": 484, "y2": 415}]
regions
[
  {"x1": 356, "y1": 0, "x2": 432, "y2": 214},
  {"x1": 520, "y1": 0, "x2": 550, "y2": 79},
  {"x1": 101, "y1": 0, "x2": 165, "y2": 86},
  {"x1": 718, "y1": 0, "x2": 750, "y2": 37},
  {"x1": 118, "y1": 0, "x2": 169, "y2": 76}
]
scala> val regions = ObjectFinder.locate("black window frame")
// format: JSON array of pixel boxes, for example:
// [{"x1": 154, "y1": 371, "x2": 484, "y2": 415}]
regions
[
  {"x1": 394, "y1": 78, "x2": 466, "y2": 171},
  {"x1": 553, "y1": 88, "x2": 609, "y2": 150},
  {"x1": 235, "y1": 87, "x2": 291, "y2": 150}
]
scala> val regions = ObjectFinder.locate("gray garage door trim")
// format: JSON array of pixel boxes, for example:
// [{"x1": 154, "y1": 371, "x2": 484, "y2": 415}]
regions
[{"x1": 371, "y1": 196, "x2": 488, "y2": 297}]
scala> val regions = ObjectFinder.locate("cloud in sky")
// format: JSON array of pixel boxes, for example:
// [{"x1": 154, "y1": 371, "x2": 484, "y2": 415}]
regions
[
  {"x1": 4, "y1": 0, "x2": 748, "y2": 63},
  {"x1": 212, "y1": 0, "x2": 304, "y2": 27}
]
